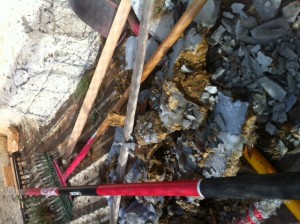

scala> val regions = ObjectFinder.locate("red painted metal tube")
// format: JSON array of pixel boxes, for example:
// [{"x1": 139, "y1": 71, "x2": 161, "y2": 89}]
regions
[
  {"x1": 21, "y1": 172, "x2": 300, "y2": 199},
  {"x1": 96, "y1": 180, "x2": 200, "y2": 196},
  {"x1": 21, "y1": 180, "x2": 201, "y2": 197},
  {"x1": 62, "y1": 133, "x2": 97, "y2": 181}
]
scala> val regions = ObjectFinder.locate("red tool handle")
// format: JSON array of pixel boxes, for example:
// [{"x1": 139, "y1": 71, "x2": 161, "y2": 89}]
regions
[{"x1": 21, "y1": 172, "x2": 300, "y2": 199}]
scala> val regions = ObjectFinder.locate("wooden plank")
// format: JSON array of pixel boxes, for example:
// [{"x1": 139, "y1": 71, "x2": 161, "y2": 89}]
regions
[
  {"x1": 110, "y1": 1, "x2": 154, "y2": 223},
  {"x1": 2, "y1": 166, "x2": 14, "y2": 187},
  {"x1": 0, "y1": 126, "x2": 19, "y2": 154},
  {"x1": 64, "y1": 0, "x2": 132, "y2": 159}
]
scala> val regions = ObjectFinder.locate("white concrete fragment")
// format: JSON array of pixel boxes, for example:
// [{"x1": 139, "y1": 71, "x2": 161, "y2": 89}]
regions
[
  {"x1": 211, "y1": 25, "x2": 226, "y2": 44},
  {"x1": 256, "y1": 51, "x2": 273, "y2": 67},
  {"x1": 205, "y1": 86, "x2": 218, "y2": 94},
  {"x1": 258, "y1": 77, "x2": 286, "y2": 101},
  {"x1": 214, "y1": 92, "x2": 249, "y2": 135},
  {"x1": 164, "y1": 0, "x2": 175, "y2": 10},
  {"x1": 212, "y1": 68, "x2": 225, "y2": 80},
  {"x1": 181, "y1": 65, "x2": 193, "y2": 73}
]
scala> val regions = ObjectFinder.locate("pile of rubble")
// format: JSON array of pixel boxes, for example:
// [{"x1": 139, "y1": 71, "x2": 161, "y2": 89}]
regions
[
  {"x1": 15, "y1": 0, "x2": 299, "y2": 223},
  {"x1": 91, "y1": 0, "x2": 300, "y2": 223}
]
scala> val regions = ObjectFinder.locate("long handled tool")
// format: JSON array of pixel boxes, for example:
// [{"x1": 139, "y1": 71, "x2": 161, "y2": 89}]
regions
[
  {"x1": 64, "y1": 0, "x2": 132, "y2": 159},
  {"x1": 20, "y1": 172, "x2": 300, "y2": 199}
]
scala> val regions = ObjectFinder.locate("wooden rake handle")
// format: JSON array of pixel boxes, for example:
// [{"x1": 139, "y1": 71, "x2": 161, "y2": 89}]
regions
[{"x1": 65, "y1": 0, "x2": 132, "y2": 158}]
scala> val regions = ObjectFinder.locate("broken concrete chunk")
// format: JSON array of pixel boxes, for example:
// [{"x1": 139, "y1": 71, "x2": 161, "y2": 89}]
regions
[
  {"x1": 174, "y1": 35, "x2": 208, "y2": 71},
  {"x1": 145, "y1": 37, "x2": 159, "y2": 63},
  {"x1": 253, "y1": 94, "x2": 267, "y2": 115},
  {"x1": 250, "y1": 19, "x2": 290, "y2": 43},
  {"x1": 125, "y1": 37, "x2": 138, "y2": 71},
  {"x1": 222, "y1": 11, "x2": 234, "y2": 19},
  {"x1": 286, "y1": 95, "x2": 297, "y2": 112},
  {"x1": 277, "y1": 140, "x2": 288, "y2": 158},
  {"x1": 210, "y1": 25, "x2": 226, "y2": 45},
  {"x1": 240, "y1": 16, "x2": 258, "y2": 29},
  {"x1": 106, "y1": 128, "x2": 124, "y2": 164},
  {"x1": 205, "y1": 86, "x2": 218, "y2": 95},
  {"x1": 119, "y1": 200, "x2": 159, "y2": 224},
  {"x1": 253, "y1": 0, "x2": 281, "y2": 22},
  {"x1": 256, "y1": 51, "x2": 273, "y2": 67},
  {"x1": 282, "y1": 1, "x2": 300, "y2": 22},
  {"x1": 231, "y1": 3, "x2": 245, "y2": 14},
  {"x1": 235, "y1": 19, "x2": 246, "y2": 40},
  {"x1": 159, "y1": 81, "x2": 207, "y2": 132},
  {"x1": 294, "y1": 39, "x2": 300, "y2": 57},
  {"x1": 214, "y1": 92, "x2": 249, "y2": 135},
  {"x1": 250, "y1": 57, "x2": 263, "y2": 77},
  {"x1": 181, "y1": 65, "x2": 193, "y2": 73},
  {"x1": 279, "y1": 44, "x2": 298, "y2": 61},
  {"x1": 287, "y1": 74, "x2": 297, "y2": 94},
  {"x1": 184, "y1": 28, "x2": 203, "y2": 50},
  {"x1": 134, "y1": 111, "x2": 168, "y2": 145},
  {"x1": 168, "y1": 39, "x2": 185, "y2": 77},
  {"x1": 164, "y1": 0, "x2": 175, "y2": 10},
  {"x1": 258, "y1": 77, "x2": 286, "y2": 101},
  {"x1": 265, "y1": 122, "x2": 277, "y2": 135},
  {"x1": 124, "y1": 159, "x2": 144, "y2": 183},
  {"x1": 251, "y1": 44, "x2": 261, "y2": 54},
  {"x1": 221, "y1": 18, "x2": 235, "y2": 34},
  {"x1": 272, "y1": 103, "x2": 288, "y2": 123},
  {"x1": 286, "y1": 61, "x2": 299, "y2": 76},
  {"x1": 189, "y1": 0, "x2": 222, "y2": 27}
]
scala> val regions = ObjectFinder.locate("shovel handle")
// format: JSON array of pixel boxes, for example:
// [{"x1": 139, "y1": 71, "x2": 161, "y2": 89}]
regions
[
  {"x1": 21, "y1": 173, "x2": 300, "y2": 200},
  {"x1": 201, "y1": 172, "x2": 300, "y2": 200}
]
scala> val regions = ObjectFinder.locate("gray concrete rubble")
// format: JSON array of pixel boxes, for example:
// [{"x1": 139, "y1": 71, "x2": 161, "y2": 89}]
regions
[
  {"x1": 4, "y1": 0, "x2": 300, "y2": 223},
  {"x1": 188, "y1": 0, "x2": 222, "y2": 27},
  {"x1": 202, "y1": 93, "x2": 248, "y2": 178},
  {"x1": 119, "y1": 201, "x2": 159, "y2": 224},
  {"x1": 100, "y1": 1, "x2": 300, "y2": 222},
  {"x1": 159, "y1": 81, "x2": 206, "y2": 132},
  {"x1": 253, "y1": 0, "x2": 281, "y2": 22}
]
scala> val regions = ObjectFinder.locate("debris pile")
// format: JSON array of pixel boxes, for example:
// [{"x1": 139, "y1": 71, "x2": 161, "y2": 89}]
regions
[
  {"x1": 98, "y1": 0, "x2": 300, "y2": 223},
  {"x1": 15, "y1": 0, "x2": 300, "y2": 223}
]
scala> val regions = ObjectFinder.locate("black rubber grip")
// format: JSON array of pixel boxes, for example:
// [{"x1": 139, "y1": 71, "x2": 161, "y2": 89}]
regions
[{"x1": 200, "y1": 172, "x2": 300, "y2": 200}]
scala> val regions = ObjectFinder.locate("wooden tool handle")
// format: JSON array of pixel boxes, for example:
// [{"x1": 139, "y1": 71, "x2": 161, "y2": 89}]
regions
[{"x1": 65, "y1": 0, "x2": 132, "y2": 158}]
